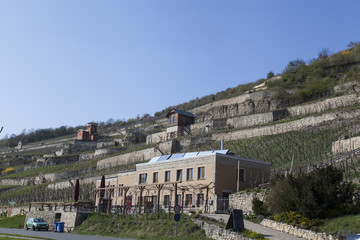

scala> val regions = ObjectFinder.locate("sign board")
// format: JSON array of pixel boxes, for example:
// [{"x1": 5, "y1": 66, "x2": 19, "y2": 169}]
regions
[
  {"x1": 174, "y1": 213, "x2": 181, "y2": 222},
  {"x1": 174, "y1": 205, "x2": 181, "y2": 213},
  {"x1": 9, "y1": 201, "x2": 16, "y2": 206},
  {"x1": 225, "y1": 209, "x2": 244, "y2": 232}
]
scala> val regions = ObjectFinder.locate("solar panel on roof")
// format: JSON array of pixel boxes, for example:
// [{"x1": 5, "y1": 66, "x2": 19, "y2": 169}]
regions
[
  {"x1": 197, "y1": 151, "x2": 214, "y2": 156},
  {"x1": 213, "y1": 149, "x2": 229, "y2": 155},
  {"x1": 183, "y1": 152, "x2": 199, "y2": 158},
  {"x1": 157, "y1": 155, "x2": 171, "y2": 161},
  {"x1": 169, "y1": 153, "x2": 185, "y2": 160},
  {"x1": 148, "y1": 156, "x2": 161, "y2": 163}
]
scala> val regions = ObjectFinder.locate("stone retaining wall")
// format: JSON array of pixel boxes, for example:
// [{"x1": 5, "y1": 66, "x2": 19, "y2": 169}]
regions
[
  {"x1": 260, "y1": 219, "x2": 336, "y2": 240},
  {"x1": 229, "y1": 192, "x2": 266, "y2": 215},
  {"x1": 212, "y1": 109, "x2": 360, "y2": 141},
  {"x1": 332, "y1": 136, "x2": 360, "y2": 153},
  {"x1": 96, "y1": 141, "x2": 174, "y2": 169},
  {"x1": 193, "y1": 219, "x2": 250, "y2": 240}
]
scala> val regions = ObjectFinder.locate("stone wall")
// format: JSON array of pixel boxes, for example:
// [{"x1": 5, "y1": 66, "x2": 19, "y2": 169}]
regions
[
  {"x1": 146, "y1": 132, "x2": 167, "y2": 144},
  {"x1": 0, "y1": 178, "x2": 29, "y2": 186},
  {"x1": 94, "y1": 148, "x2": 125, "y2": 157},
  {"x1": 47, "y1": 177, "x2": 96, "y2": 190},
  {"x1": 25, "y1": 210, "x2": 88, "y2": 231},
  {"x1": 96, "y1": 141, "x2": 174, "y2": 169},
  {"x1": 193, "y1": 219, "x2": 251, "y2": 240},
  {"x1": 212, "y1": 109, "x2": 360, "y2": 142},
  {"x1": 332, "y1": 136, "x2": 360, "y2": 153},
  {"x1": 229, "y1": 192, "x2": 266, "y2": 215},
  {"x1": 260, "y1": 219, "x2": 336, "y2": 240},
  {"x1": 287, "y1": 94, "x2": 360, "y2": 117},
  {"x1": 79, "y1": 152, "x2": 96, "y2": 161}
]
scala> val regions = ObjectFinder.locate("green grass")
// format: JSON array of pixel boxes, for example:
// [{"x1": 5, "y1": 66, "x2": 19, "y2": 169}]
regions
[
  {"x1": 0, "y1": 214, "x2": 25, "y2": 228},
  {"x1": 319, "y1": 214, "x2": 360, "y2": 235},
  {"x1": 73, "y1": 212, "x2": 210, "y2": 240}
]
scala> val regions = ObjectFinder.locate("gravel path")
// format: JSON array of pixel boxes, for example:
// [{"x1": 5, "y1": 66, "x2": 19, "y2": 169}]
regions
[{"x1": 202, "y1": 214, "x2": 304, "y2": 240}]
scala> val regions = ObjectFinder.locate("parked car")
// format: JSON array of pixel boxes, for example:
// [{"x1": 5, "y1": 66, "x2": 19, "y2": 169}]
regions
[{"x1": 26, "y1": 218, "x2": 49, "y2": 231}]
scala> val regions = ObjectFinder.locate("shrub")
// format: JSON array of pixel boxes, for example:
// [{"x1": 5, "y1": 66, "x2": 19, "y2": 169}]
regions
[
  {"x1": 265, "y1": 166, "x2": 357, "y2": 219},
  {"x1": 274, "y1": 211, "x2": 323, "y2": 229},
  {"x1": 252, "y1": 197, "x2": 268, "y2": 216}
]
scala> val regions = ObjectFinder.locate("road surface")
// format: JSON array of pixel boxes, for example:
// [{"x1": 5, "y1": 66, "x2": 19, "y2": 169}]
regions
[{"x1": 0, "y1": 227, "x2": 130, "y2": 240}]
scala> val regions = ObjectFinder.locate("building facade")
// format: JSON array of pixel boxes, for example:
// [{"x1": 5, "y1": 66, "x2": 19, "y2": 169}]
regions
[
  {"x1": 95, "y1": 150, "x2": 270, "y2": 214},
  {"x1": 166, "y1": 109, "x2": 196, "y2": 139}
]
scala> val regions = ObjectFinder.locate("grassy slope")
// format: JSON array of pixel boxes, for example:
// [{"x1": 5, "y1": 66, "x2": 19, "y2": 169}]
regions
[
  {"x1": 0, "y1": 214, "x2": 25, "y2": 228},
  {"x1": 319, "y1": 214, "x2": 360, "y2": 235},
  {"x1": 73, "y1": 212, "x2": 210, "y2": 240}
]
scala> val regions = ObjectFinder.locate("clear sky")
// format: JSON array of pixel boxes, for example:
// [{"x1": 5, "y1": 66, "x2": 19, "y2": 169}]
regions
[{"x1": 1, "y1": 0, "x2": 359, "y2": 137}]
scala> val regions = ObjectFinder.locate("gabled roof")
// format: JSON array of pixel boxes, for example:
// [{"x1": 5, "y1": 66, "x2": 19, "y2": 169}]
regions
[{"x1": 165, "y1": 108, "x2": 196, "y2": 118}]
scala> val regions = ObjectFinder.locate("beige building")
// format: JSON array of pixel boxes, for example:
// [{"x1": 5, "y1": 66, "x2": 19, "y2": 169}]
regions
[{"x1": 95, "y1": 150, "x2": 270, "y2": 213}]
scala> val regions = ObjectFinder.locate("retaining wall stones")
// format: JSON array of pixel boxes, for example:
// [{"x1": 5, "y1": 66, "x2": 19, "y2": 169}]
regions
[
  {"x1": 260, "y1": 219, "x2": 336, "y2": 240},
  {"x1": 193, "y1": 219, "x2": 251, "y2": 240},
  {"x1": 212, "y1": 109, "x2": 360, "y2": 142},
  {"x1": 229, "y1": 192, "x2": 266, "y2": 215},
  {"x1": 96, "y1": 141, "x2": 174, "y2": 169},
  {"x1": 332, "y1": 136, "x2": 360, "y2": 153}
]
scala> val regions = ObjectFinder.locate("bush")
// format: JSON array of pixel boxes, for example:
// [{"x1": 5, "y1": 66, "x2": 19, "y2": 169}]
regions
[
  {"x1": 273, "y1": 211, "x2": 323, "y2": 229},
  {"x1": 265, "y1": 166, "x2": 357, "y2": 219},
  {"x1": 252, "y1": 197, "x2": 268, "y2": 216}
]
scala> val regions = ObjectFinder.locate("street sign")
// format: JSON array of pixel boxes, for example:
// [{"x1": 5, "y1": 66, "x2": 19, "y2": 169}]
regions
[
  {"x1": 174, "y1": 213, "x2": 181, "y2": 222},
  {"x1": 174, "y1": 205, "x2": 181, "y2": 213}
]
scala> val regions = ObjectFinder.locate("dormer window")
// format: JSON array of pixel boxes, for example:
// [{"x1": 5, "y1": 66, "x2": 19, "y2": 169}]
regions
[{"x1": 173, "y1": 116, "x2": 176, "y2": 123}]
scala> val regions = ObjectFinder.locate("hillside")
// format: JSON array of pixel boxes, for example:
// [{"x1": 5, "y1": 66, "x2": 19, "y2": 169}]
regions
[{"x1": 0, "y1": 43, "x2": 360, "y2": 206}]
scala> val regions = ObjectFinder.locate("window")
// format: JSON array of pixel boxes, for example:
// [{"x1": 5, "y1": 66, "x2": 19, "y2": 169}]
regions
[
  {"x1": 164, "y1": 195, "x2": 170, "y2": 207},
  {"x1": 173, "y1": 116, "x2": 176, "y2": 123},
  {"x1": 185, "y1": 194, "x2": 192, "y2": 206},
  {"x1": 197, "y1": 193, "x2": 204, "y2": 206},
  {"x1": 176, "y1": 194, "x2": 182, "y2": 206},
  {"x1": 153, "y1": 172, "x2": 158, "y2": 183},
  {"x1": 118, "y1": 184, "x2": 123, "y2": 197},
  {"x1": 165, "y1": 171, "x2": 171, "y2": 182},
  {"x1": 139, "y1": 173, "x2": 147, "y2": 184},
  {"x1": 186, "y1": 168, "x2": 193, "y2": 181},
  {"x1": 235, "y1": 168, "x2": 245, "y2": 182},
  {"x1": 169, "y1": 117, "x2": 172, "y2": 124},
  {"x1": 198, "y1": 167, "x2": 205, "y2": 180},
  {"x1": 176, "y1": 169, "x2": 183, "y2": 181}
]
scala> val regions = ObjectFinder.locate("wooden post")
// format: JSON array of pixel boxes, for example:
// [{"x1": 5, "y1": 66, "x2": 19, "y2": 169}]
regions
[
  {"x1": 156, "y1": 184, "x2": 163, "y2": 213},
  {"x1": 54, "y1": 202, "x2": 56, "y2": 211},
  {"x1": 174, "y1": 183, "x2": 178, "y2": 207},
  {"x1": 29, "y1": 202, "x2": 31, "y2": 211},
  {"x1": 138, "y1": 186, "x2": 145, "y2": 214},
  {"x1": 41, "y1": 202, "x2": 44, "y2": 211},
  {"x1": 237, "y1": 161, "x2": 240, "y2": 192},
  {"x1": 205, "y1": 186, "x2": 209, "y2": 213},
  {"x1": 123, "y1": 187, "x2": 129, "y2": 214}
]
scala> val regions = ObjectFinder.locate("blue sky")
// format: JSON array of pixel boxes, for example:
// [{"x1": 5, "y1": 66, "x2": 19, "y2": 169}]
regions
[{"x1": 1, "y1": 0, "x2": 359, "y2": 137}]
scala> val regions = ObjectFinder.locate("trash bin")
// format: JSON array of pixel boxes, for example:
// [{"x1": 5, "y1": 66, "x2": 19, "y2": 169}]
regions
[
  {"x1": 53, "y1": 222, "x2": 58, "y2": 232},
  {"x1": 53, "y1": 222, "x2": 65, "y2": 232},
  {"x1": 58, "y1": 222, "x2": 65, "y2": 233}
]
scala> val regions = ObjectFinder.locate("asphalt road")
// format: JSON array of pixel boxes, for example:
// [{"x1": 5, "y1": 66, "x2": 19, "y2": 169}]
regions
[{"x1": 0, "y1": 227, "x2": 130, "y2": 240}]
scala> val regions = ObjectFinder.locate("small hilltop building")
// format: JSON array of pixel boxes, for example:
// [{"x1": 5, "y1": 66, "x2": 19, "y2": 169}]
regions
[
  {"x1": 77, "y1": 122, "x2": 98, "y2": 141},
  {"x1": 166, "y1": 108, "x2": 196, "y2": 139}
]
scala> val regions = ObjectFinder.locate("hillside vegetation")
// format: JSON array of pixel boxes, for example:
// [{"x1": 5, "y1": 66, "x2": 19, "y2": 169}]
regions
[{"x1": 0, "y1": 42, "x2": 360, "y2": 207}]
